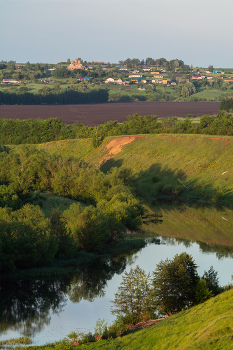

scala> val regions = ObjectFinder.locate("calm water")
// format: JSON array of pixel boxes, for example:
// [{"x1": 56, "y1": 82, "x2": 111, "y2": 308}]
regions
[{"x1": 1, "y1": 204, "x2": 233, "y2": 346}]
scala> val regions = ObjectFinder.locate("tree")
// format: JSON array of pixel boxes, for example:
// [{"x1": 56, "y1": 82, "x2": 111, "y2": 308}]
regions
[
  {"x1": 208, "y1": 65, "x2": 214, "y2": 73},
  {"x1": 202, "y1": 266, "x2": 221, "y2": 295},
  {"x1": 195, "y1": 279, "x2": 213, "y2": 304},
  {"x1": 152, "y1": 253, "x2": 199, "y2": 315},
  {"x1": 111, "y1": 265, "x2": 156, "y2": 322}
]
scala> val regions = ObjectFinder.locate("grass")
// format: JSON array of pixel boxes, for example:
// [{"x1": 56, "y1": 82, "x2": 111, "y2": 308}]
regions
[
  {"x1": 13, "y1": 133, "x2": 233, "y2": 208},
  {"x1": 100, "y1": 134, "x2": 233, "y2": 205},
  {"x1": 33, "y1": 193, "x2": 78, "y2": 216},
  {"x1": 11, "y1": 289, "x2": 233, "y2": 349}
]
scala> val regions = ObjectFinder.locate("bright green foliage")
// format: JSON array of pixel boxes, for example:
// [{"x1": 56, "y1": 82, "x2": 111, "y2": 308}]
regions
[
  {"x1": 152, "y1": 252, "x2": 199, "y2": 315},
  {"x1": 63, "y1": 203, "x2": 125, "y2": 251},
  {"x1": 111, "y1": 265, "x2": 156, "y2": 322},
  {"x1": 93, "y1": 317, "x2": 108, "y2": 337}
]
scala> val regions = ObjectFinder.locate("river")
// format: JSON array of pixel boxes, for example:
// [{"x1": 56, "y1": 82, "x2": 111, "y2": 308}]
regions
[{"x1": 0, "y1": 203, "x2": 233, "y2": 345}]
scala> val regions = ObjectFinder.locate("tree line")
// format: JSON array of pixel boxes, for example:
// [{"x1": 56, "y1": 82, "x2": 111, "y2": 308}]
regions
[
  {"x1": 0, "y1": 146, "x2": 144, "y2": 272},
  {"x1": 1, "y1": 112, "x2": 233, "y2": 147},
  {"x1": 0, "y1": 89, "x2": 108, "y2": 105}
]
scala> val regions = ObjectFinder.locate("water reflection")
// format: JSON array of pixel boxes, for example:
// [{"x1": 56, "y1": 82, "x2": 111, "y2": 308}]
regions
[
  {"x1": 0, "y1": 277, "x2": 69, "y2": 337},
  {"x1": 1, "y1": 203, "x2": 233, "y2": 342},
  {"x1": 0, "y1": 247, "x2": 142, "y2": 337}
]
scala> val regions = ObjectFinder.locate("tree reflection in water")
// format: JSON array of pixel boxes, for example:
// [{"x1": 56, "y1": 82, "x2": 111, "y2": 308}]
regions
[
  {"x1": 0, "y1": 277, "x2": 70, "y2": 337},
  {"x1": 0, "y1": 247, "x2": 143, "y2": 337}
]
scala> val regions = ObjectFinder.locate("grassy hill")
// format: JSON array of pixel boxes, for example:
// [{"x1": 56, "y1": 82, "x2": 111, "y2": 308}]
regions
[
  {"x1": 31, "y1": 133, "x2": 233, "y2": 206},
  {"x1": 12, "y1": 289, "x2": 233, "y2": 349},
  {"x1": 79, "y1": 289, "x2": 233, "y2": 350}
]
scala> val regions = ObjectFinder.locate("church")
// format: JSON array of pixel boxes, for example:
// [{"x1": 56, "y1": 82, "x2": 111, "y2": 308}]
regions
[{"x1": 68, "y1": 59, "x2": 86, "y2": 70}]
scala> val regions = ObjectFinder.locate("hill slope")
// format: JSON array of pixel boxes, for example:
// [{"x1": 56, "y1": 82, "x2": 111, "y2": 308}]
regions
[
  {"x1": 36, "y1": 133, "x2": 233, "y2": 204},
  {"x1": 80, "y1": 289, "x2": 233, "y2": 350}
]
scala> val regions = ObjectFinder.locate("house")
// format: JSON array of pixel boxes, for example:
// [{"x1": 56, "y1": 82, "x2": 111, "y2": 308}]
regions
[
  {"x1": 118, "y1": 66, "x2": 128, "y2": 71},
  {"x1": 152, "y1": 79, "x2": 163, "y2": 84},
  {"x1": 213, "y1": 70, "x2": 224, "y2": 74},
  {"x1": 153, "y1": 74, "x2": 163, "y2": 79},
  {"x1": 68, "y1": 59, "x2": 86, "y2": 70},
  {"x1": 41, "y1": 78, "x2": 52, "y2": 83},
  {"x1": 190, "y1": 75, "x2": 203, "y2": 80},
  {"x1": 143, "y1": 66, "x2": 151, "y2": 71},
  {"x1": 116, "y1": 78, "x2": 123, "y2": 85},
  {"x1": 105, "y1": 78, "x2": 115, "y2": 83},
  {"x1": 123, "y1": 81, "x2": 130, "y2": 86},
  {"x1": 162, "y1": 79, "x2": 171, "y2": 85},
  {"x1": 171, "y1": 82, "x2": 177, "y2": 86},
  {"x1": 2, "y1": 79, "x2": 20, "y2": 84},
  {"x1": 129, "y1": 74, "x2": 142, "y2": 78}
]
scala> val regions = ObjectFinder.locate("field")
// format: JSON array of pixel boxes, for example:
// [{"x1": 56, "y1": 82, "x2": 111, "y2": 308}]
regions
[{"x1": 0, "y1": 102, "x2": 220, "y2": 126}]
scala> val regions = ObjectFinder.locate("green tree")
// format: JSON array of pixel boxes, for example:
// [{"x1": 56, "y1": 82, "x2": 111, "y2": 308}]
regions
[
  {"x1": 195, "y1": 279, "x2": 213, "y2": 304},
  {"x1": 208, "y1": 65, "x2": 214, "y2": 73},
  {"x1": 152, "y1": 253, "x2": 199, "y2": 315},
  {"x1": 111, "y1": 265, "x2": 156, "y2": 322},
  {"x1": 202, "y1": 266, "x2": 221, "y2": 295}
]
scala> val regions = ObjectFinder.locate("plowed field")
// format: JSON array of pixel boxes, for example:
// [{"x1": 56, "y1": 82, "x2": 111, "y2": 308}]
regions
[{"x1": 0, "y1": 102, "x2": 220, "y2": 126}]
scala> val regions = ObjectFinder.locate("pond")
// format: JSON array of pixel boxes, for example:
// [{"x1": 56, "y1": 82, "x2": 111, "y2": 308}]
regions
[{"x1": 0, "y1": 203, "x2": 233, "y2": 346}]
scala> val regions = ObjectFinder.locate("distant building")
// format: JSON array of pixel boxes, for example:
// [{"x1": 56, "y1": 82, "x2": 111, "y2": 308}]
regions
[
  {"x1": 118, "y1": 66, "x2": 128, "y2": 71},
  {"x1": 2, "y1": 79, "x2": 20, "y2": 84},
  {"x1": 152, "y1": 79, "x2": 163, "y2": 84},
  {"x1": 129, "y1": 74, "x2": 142, "y2": 78},
  {"x1": 153, "y1": 74, "x2": 163, "y2": 79},
  {"x1": 143, "y1": 66, "x2": 151, "y2": 71},
  {"x1": 190, "y1": 75, "x2": 203, "y2": 80},
  {"x1": 68, "y1": 60, "x2": 86, "y2": 70},
  {"x1": 105, "y1": 78, "x2": 115, "y2": 83},
  {"x1": 116, "y1": 78, "x2": 123, "y2": 85}
]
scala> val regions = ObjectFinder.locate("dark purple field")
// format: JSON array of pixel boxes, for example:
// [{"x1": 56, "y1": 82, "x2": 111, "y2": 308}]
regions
[{"x1": 0, "y1": 102, "x2": 220, "y2": 126}]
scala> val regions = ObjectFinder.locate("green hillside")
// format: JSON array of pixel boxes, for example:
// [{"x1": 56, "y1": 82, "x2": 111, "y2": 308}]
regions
[
  {"x1": 12, "y1": 289, "x2": 233, "y2": 350},
  {"x1": 79, "y1": 289, "x2": 233, "y2": 350},
  {"x1": 34, "y1": 133, "x2": 233, "y2": 205}
]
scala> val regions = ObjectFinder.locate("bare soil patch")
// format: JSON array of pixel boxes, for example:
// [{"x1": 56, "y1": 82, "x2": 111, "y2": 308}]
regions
[
  {"x1": 0, "y1": 102, "x2": 220, "y2": 126},
  {"x1": 100, "y1": 135, "x2": 144, "y2": 166}
]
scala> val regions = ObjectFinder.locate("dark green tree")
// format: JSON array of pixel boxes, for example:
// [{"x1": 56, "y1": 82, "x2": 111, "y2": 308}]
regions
[
  {"x1": 195, "y1": 279, "x2": 213, "y2": 304},
  {"x1": 152, "y1": 253, "x2": 199, "y2": 315},
  {"x1": 208, "y1": 65, "x2": 214, "y2": 73},
  {"x1": 202, "y1": 266, "x2": 221, "y2": 295}
]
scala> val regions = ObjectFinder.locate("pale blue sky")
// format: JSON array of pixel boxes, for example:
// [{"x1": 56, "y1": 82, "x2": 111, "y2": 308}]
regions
[{"x1": 1, "y1": 0, "x2": 233, "y2": 67}]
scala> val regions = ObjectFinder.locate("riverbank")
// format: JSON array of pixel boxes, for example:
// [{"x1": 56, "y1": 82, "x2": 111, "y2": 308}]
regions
[{"x1": 9, "y1": 289, "x2": 233, "y2": 349}]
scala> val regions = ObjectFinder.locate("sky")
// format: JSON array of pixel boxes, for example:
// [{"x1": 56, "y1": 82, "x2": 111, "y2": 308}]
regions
[{"x1": 1, "y1": 0, "x2": 233, "y2": 67}]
